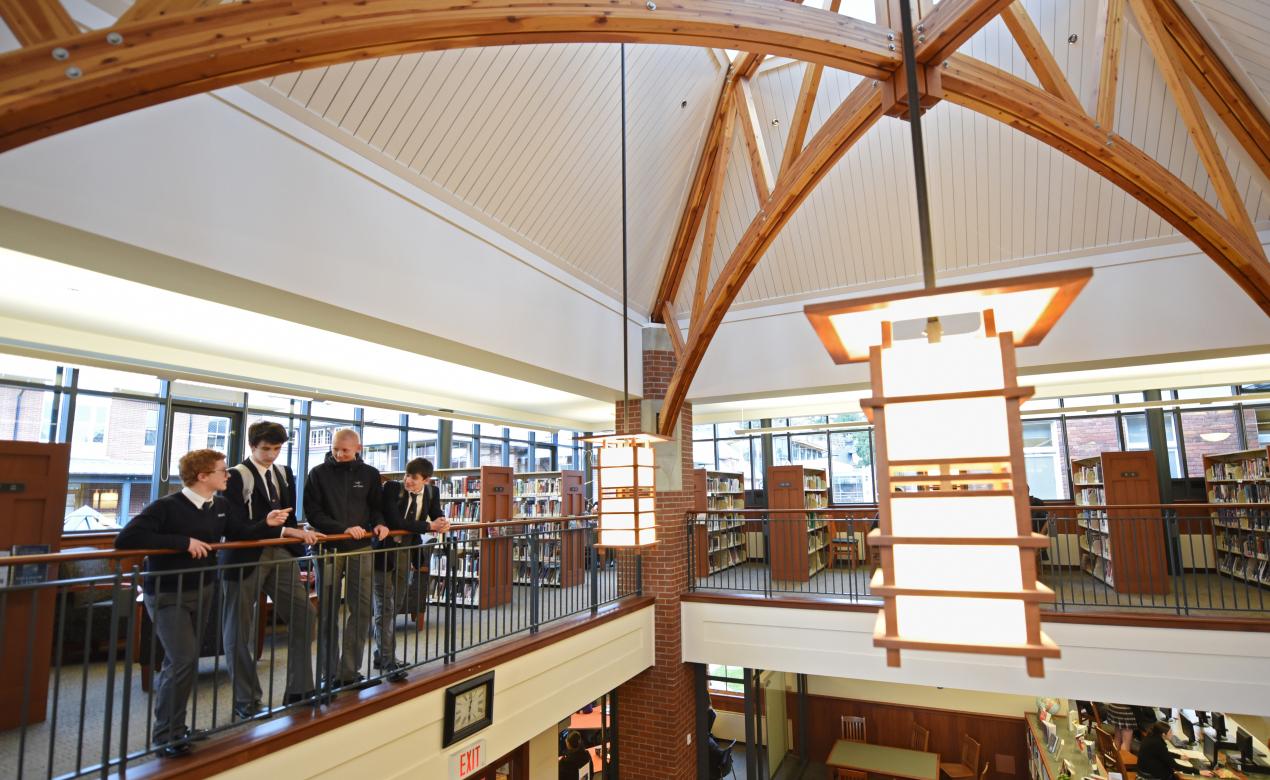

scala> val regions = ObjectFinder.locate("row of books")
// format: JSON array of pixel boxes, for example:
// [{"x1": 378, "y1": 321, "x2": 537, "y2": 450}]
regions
[
  {"x1": 511, "y1": 538, "x2": 567, "y2": 560},
  {"x1": 808, "y1": 548, "x2": 828, "y2": 576},
  {"x1": 515, "y1": 477, "x2": 565, "y2": 496},
  {"x1": 429, "y1": 552, "x2": 480, "y2": 578},
  {"x1": 1208, "y1": 482, "x2": 1270, "y2": 503},
  {"x1": 708, "y1": 530, "x2": 745, "y2": 552},
  {"x1": 1075, "y1": 487, "x2": 1105, "y2": 506},
  {"x1": 1207, "y1": 457, "x2": 1267, "y2": 482},
  {"x1": 512, "y1": 562, "x2": 565, "y2": 586},
  {"x1": 1080, "y1": 530, "x2": 1111, "y2": 558},
  {"x1": 804, "y1": 493, "x2": 829, "y2": 509},
  {"x1": 1215, "y1": 530, "x2": 1270, "y2": 559},
  {"x1": 1077, "y1": 515, "x2": 1109, "y2": 533},
  {"x1": 706, "y1": 495, "x2": 745, "y2": 510},
  {"x1": 706, "y1": 475, "x2": 743, "y2": 493},
  {"x1": 428, "y1": 578, "x2": 480, "y2": 606},
  {"x1": 445, "y1": 501, "x2": 481, "y2": 520},
  {"x1": 707, "y1": 546, "x2": 745, "y2": 574},
  {"x1": 1072, "y1": 463, "x2": 1103, "y2": 484},
  {"x1": 804, "y1": 473, "x2": 827, "y2": 490},
  {"x1": 1212, "y1": 510, "x2": 1270, "y2": 530},
  {"x1": 516, "y1": 497, "x2": 565, "y2": 517},
  {"x1": 1217, "y1": 553, "x2": 1270, "y2": 585},
  {"x1": 439, "y1": 475, "x2": 481, "y2": 498},
  {"x1": 1080, "y1": 552, "x2": 1115, "y2": 587}
]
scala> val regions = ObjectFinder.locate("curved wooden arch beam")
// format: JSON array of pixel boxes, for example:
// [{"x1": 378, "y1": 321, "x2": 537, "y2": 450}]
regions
[
  {"x1": 940, "y1": 54, "x2": 1270, "y2": 313},
  {"x1": 658, "y1": 81, "x2": 886, "y2": 436},
  {"x1": 0, "y1": 0, "x2": 899, "y2": 153}
]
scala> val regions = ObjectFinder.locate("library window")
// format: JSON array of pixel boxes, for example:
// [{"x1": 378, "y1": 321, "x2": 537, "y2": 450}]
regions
[
  {"x1": 482, "y1": 438, "x2": 508, "y2": 467},
  {"x1": 362, "y1": 424, "x2": 402, "y2": 472},
  {"x1": 1178, "y1": 408, "x2": 1241, "y2": 478},
  {"x1": 716, "y1": 437, "x2": 752, "y2": 485},
  {"x1": 1064, "y1": 415, "x2": 1121, "y2": 461},
  {"x1": 790, "y1": 433, "x2": 829, "y2": 471},
  {"x1": 451, "y1": 435, "x2": 475, "y2": 469},
  {"x1": 0, "y1": 353, "x2": 60, "y2": 385},
  {"x1": 706, "y1": 664, "x2": 744, "y2": 694},
  {"x1": 533, "y1": 445, "x2": 553, "y2": 471},
  {"x1": 206, "y1": 418, "x2": 228, "y2": 451},
  {"x1": 830, "y1": 430, "x2": 873, "y2": 504},
  {"x1": 0, "y1": 384, "x2": 55, "y2": 443},
  {"x1": 1244, "y1": 406, "x2": 1270, "y2": 447},
  {"x1": 72, "y1": 395, "x2": 111, "y2": 456},
  {"x1": 143, "y1": 409, "x2": 158, "y2": 448},
  {"x1": 1023, "y1": 419, "x2": 1067, "y2": 501},
  {"x1": 693, "y1": 438, "x2": 715, "y2": 470},
  {"x1": 510, "y1": 441, "x2": 530, "y2": 471}
]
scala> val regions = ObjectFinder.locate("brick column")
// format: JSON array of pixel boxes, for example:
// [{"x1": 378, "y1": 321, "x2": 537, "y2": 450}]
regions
[{"x1": 614, "y1": 328, "x2": 697, "y2": 779}]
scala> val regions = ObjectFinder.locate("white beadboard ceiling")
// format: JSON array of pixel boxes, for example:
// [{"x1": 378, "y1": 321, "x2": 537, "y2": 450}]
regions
[{"x1": 60, "y1": 0, "x2": 1268, "y2": 317}]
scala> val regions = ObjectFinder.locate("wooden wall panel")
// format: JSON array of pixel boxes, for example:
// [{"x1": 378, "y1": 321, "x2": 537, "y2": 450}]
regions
[{"x1": 787, "y1": 691, "x2": 1028, "y2": 780}]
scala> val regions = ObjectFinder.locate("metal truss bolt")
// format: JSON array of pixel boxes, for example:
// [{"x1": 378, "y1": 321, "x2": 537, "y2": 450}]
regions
[
  {"x1": 889, "y1": 44, "x2": 896, "y2": 51},
  {"x1": 106, "y1": 32, "x2": 123, "y2": 45},
  {"x1": 65, "y1": 66, "x2": 82, "y2": 79},
  {"x1": 52, "y1": 47, "x2": 69, "y2": 61},
  {"x1": 646, "y1": 0, "x2": 656, "y2": 9},
  {"x1": 887, "y1": 33, "x2": 895, "y2": 41}
]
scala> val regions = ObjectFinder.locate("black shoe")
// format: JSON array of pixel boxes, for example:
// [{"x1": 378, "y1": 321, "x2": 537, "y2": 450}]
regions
[
  {"x1": 157, "y1": 741, "x2": 192, "y2": 758},
  {"x1": 386, "y1": 662, "x2": 408, "y2": 683},
  {"x1": 283, "y1": 690, "x2": 317, "y2": 706},
  {"x1": 232, "y1": 701, "x2": 265, "y2": 722},
  {"x1": 374, "y1": 654, "x2": 402, "y2": 671}
]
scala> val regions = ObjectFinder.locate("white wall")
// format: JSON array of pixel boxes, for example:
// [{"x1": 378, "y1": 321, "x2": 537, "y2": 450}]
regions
[
  {"x1": 806, "y1": 677, "x2": 1037, "y2": 718},
  {"x1": 681, "y1": 602, "x2": 1270, "y2": 715},
  {"x1": 0, "y1": 88, "x2": 642, "y2": 397},
  {"x1": 218, "y1": 606, "x2": 654, "y2": 779},
  {"x1": 688, "y1": 240, "x2": 1270, "y2": 400}
]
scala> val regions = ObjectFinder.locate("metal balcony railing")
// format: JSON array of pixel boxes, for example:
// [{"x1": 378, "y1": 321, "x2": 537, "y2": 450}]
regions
[{"x1": 0, "y1": 518, "x2": 639, "y2": 779}]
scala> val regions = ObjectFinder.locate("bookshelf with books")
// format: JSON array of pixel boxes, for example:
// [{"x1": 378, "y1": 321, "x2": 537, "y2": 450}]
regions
[
  {"x1": 766, "y1": 465, "x2": 830, "y2": 581},
  {"x1": 510, "y1": 469, "x2": 586, "y2": 588},
  {"x1": 1071, "y1": 451, "x2": 1167, "y2": 594},
  {"x1": 428, "y1": 465, "x2": 514, "y2": 609},
  {"x1": 1204, "y1": 447, "x2": 1270, "y2": 589},
  {"x1": 691, "y1": 469, "x2": 747, "y2": 577}
]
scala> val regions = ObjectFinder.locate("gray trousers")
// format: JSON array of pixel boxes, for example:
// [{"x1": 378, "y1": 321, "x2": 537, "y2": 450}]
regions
[
  {"x1": 372, "y1": 550, "x2": 409, "y2": 663},
  {"x1": 221, "y1": 547, "x2": 316, "y2": 706},
  {"x1": 145, "y1": 584, "x2": 213, "y2": 744},
  {"x1": 316, "y1": 550, "x2": 373, "y2": 681}
]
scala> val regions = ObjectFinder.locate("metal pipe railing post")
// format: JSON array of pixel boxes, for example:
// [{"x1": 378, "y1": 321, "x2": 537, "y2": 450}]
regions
[
  {"x1": 99, "y1": 567, "x2": 124, "y2": 777},
  {"x1": 529, "y1": 527, "x2": 541, "y2": 634},
  {"x1": 590, "y1": 527, "x2": 600, "y2": 616}
]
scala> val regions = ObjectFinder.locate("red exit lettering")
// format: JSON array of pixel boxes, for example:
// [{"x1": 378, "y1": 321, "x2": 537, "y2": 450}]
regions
[{"x1": 459, "y1": 745, "x2": 481, "y2": 777}]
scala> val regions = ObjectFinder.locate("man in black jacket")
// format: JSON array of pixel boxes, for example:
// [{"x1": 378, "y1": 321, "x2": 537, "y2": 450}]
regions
[
  {"x1": 374, "y1": 457, "x2": 450, "y2": 681},
  {"x1": 220, "y1": 421, "x2": 320, "y2": 719},
  {"x1": 116, "y1": 449, "x2": 284, "y2": 757},
  {"x1": 303, "y1": 428, "x2": 388, "y2": 689}
]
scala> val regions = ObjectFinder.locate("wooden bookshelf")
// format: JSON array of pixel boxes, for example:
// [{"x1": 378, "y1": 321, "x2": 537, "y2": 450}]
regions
[
  {"x1": 1071, "y1": 451, "x2": 1167, "y2": 594},
  {"x1": 509, "y1": 470, "x2": 586, "y2": 588},
  {"x1": 513, "y1": 470, "x2": 585, "y2": 518},
  {"x1": 428, "y1": 465, "x2": 513, "y2": 609},
  {"x1": 691, "y1": 469, "x2": 747, "y2": 577},
  {"x1": 767, "y1": 465, "x2": 830, "y2": 581},
  {"x1": 1204, "y1": 447, "x2": 1270, "y2": 589}
]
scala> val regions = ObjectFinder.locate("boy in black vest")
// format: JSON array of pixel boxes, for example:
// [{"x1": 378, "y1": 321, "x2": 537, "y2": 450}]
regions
[
  {"x1": 116, "y1": 449, "x2": 285, "y2": 757},
  {"x1": 220, "y1": 421, "x2": 320, "y2": 720},
  {"x1": 303, "y1": 428, "x2": 387, "y2": 689},
  {"x1": 375, "y1": 457, "x2": 450, "y2": 680}
]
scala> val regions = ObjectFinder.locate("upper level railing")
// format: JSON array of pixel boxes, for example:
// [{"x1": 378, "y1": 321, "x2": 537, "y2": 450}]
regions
[
  {"x1": 0, "y1": 518, "x2": 638, "y2": 779},
  {"x1": 687, "y1": 504, "x2": 1270, "y2": 617}
]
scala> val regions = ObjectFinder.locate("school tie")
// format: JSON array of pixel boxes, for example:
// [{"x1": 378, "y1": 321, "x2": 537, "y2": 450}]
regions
[
  {"x1": 202, "y1": 500, "x2": 213, "y2": 513},
  {"x1": 265, "y1": 469, "x2": 281, "y2": 509},
  {"x1": 405, "y1": 492, "x2": 417, "y2": 523}
]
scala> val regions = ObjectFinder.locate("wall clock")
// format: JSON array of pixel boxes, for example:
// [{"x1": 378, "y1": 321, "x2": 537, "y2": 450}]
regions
[{"x1": 442, "y1": 671, "x2": 494, "y2": 748}]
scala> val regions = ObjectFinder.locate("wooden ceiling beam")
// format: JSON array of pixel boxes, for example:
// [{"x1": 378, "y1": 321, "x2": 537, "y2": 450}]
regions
[
  {"x1": 914, "y1": 0, "x2": 1016, "y2": 65},
  {"x1": 651, "y1": 71, "x2": 738, "y2": 322},
  {"x1": 117, "y1": 0, "x2": 205, "y2": 25},
  {"x1": 735, "y1": 78, "x2": 775, "y2": 202},
  {"x1": 0, "y1": 0, "x2": 77, "y2": 46},
  {"x1": 1152, "y1": 0, "x2": 1270, "y2": 185},
  {"x1": 1093, "y1": 0, "x2": 1126, "y2": 130},
  {"x1": 0, "y1": 0, "x2": 900, "y2": 155},
  {"x1": 780, "y1": 62, "x2": 825, "y2": 175},
  {"x1": 942, "y1": 55, "x2": 1270, "y2": 316},
  {"x1": 661, "y1": 303, "x2": 686, "y2": 362},
  {"x1": 693, "y1": 90, "x2": 737, "y2": 324},
  {"x1": 1126, "y1": 0, "x2": 1260, "y2": 250},
  {"x1": 660, "y1": 81, "x2": 886, "y2": 435},
  {"x1": 1000, "y1": 2, "x2": 1081, "y2": 110}
]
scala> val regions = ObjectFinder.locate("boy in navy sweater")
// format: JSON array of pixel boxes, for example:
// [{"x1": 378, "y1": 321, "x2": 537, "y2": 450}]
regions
[{"x1": 116, "y1": 449, "x2": 284, "y2": 756}]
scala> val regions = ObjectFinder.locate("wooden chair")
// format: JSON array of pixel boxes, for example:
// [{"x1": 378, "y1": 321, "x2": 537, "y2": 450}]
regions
[
  {"x1": 980, "y1": 762, "x2": 990, "y2": 780},
  {"x1": 841, "y1": 715, "x2": 867, "y2": 743},
  {"x1": 940, "y1": 735, "x2": 980, "y2": 780},
  {"x1": 911, "y1": 723, "x2": 930, "y2": 752}
]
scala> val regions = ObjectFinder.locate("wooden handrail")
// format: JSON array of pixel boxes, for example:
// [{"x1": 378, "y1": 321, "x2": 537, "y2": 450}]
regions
[
  {"x1": 688, "y1": 503, "x2": 1268, "y2": 514},
  {"x1": 4, "y1": 516, "x2": 600, "y2": 567}
]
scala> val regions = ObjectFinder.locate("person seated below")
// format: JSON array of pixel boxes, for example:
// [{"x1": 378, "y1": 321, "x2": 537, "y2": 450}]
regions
[{"x1": 559, "y1": 729, "x2": 591, "y2": 780}]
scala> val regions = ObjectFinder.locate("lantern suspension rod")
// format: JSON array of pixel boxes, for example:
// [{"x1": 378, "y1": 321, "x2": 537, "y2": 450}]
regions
[
  {"x1": 899, "y1": 0, "x2": 936, "y2": 291},
  {"x1": 620, "y1": 42, "x2": 630, "y2": 404}
]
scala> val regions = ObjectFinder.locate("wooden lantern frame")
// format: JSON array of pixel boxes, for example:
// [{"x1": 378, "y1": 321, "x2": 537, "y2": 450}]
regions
[
  {"x1": 582, "y1": 432, "x2": 668, "y2": 547},
  {"x1": 804, "y1": 268, "x2": 1092, "y2": 677}
]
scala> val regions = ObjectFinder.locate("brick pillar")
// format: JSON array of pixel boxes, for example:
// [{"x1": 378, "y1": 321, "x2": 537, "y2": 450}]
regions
[{"x1": 614, "y1": 328, "x2": 697, "y2": 779}]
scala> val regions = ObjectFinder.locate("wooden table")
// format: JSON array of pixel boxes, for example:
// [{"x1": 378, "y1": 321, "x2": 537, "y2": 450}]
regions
[
  {"x1": 570, "y1": 710, "x2": 603, "y2": 730},
  {"x1": 826, "y1": 740, "x2": 940, "y2": 780}
]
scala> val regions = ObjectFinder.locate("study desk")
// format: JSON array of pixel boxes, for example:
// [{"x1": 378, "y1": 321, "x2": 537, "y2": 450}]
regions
[
  {"x1": 571, "y1": 710, "x2": 603, "y2": 731},
  {"x1": 826, "y1": 740, "x2": 940, "y2": 780},
  {"x1": 1026, "y1": 714, "x2": 1095, "y2": 780}
]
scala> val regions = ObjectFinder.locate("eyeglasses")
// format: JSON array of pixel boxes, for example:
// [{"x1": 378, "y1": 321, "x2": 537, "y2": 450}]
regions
[{"x1": 205, "y1": 467, "x2": 229, "y2": 476}]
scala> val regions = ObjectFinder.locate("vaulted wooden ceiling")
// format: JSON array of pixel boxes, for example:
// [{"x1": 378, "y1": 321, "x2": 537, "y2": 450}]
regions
[{"x1": 202, "y1": 0, "x2": 1270, "y2": 316}]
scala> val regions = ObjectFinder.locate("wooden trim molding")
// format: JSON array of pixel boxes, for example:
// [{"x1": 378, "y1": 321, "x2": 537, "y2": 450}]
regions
[
  {"x1": 0, "y1": 0, "x2": 77, "y2": 46},
  {"x1": 126, "y1": 595, "x2": 655, "y2": 779}
]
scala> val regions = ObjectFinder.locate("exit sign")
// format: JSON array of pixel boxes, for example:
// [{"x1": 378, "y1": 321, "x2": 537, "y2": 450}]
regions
[{"x1": 450, "y1": 740, "x2": 487, "y2": 780}]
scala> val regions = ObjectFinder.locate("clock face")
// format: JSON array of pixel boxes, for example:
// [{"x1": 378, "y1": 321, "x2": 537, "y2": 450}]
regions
[{"x1": 454, "y1": 686, "x2": 487, "y2": 731}]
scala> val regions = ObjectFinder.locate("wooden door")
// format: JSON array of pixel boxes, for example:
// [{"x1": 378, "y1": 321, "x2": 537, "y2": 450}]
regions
[{"x1": 0, "y1": 441, "x2": 71, "y2": 729}]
